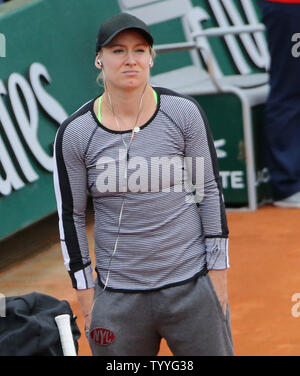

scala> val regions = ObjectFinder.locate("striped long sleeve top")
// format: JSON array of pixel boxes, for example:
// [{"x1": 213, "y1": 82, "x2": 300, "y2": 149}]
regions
[{"x1": 53, "y1": 87, "x2": 229, "y2": 291}]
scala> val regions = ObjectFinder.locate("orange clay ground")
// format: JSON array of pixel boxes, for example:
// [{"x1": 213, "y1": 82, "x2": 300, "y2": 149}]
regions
[{"x1": 1, "y1": 204, "x2": 300, "y2": 356}]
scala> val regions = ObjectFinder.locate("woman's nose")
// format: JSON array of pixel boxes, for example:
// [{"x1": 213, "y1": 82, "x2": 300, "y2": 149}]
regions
[{"x1": 125, "y1": 51, "x2": 136, "y2": 65}]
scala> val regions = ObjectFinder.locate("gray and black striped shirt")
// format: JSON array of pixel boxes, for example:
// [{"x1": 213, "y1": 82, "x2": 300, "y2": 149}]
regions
[{"x1": 53, "y1": 87, "x2": 229, "y2": 291}]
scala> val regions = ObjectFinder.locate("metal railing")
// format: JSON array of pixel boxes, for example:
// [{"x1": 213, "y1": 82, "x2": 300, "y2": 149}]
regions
[{"x1": 154, "y1": 24, "x2": 266, "y2": 53}]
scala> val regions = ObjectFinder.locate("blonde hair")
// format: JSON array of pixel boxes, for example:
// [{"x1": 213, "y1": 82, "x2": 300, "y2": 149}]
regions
[{"x1": 96, "y1": 47, "x2": 156, "y2": 87}]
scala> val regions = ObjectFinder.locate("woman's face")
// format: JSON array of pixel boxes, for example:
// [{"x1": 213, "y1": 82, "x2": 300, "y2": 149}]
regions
[{"x1": 95, "y1": 29, "x2": 152, "y2": 91}]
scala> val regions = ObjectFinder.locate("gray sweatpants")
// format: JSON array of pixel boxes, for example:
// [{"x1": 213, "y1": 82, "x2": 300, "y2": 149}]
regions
[{"x1": 88, "y1": 274, "x2": 234, "y2": 356}]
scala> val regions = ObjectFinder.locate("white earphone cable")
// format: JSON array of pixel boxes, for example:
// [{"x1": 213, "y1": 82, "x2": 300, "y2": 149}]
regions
[{"x1": 99, "y1": 80, "x2": 147, "y2": 293}]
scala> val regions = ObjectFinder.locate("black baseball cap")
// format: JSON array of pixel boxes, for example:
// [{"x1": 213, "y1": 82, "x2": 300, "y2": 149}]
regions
[{"x1": 96, "y1": 13, "x2": 154, "y2": 54}]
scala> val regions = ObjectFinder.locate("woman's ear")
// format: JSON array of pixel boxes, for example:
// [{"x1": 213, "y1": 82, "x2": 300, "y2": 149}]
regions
[
  {"x1": 149, "y1": 47, "x2": 156, "y2": 68},
  {"x1": 95, "y1": 55, "x2": 103, "y2": 69}
]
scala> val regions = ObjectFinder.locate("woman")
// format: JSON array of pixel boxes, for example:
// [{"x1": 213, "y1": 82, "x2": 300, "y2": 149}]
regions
[{"x1": 53, "y1": 12, "x2": 234, "y2": 356}]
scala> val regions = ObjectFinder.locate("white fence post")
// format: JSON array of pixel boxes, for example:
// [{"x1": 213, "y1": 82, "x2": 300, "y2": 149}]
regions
[{"x1": 0, "y1": 33, "x2": 6, "y2": 58}]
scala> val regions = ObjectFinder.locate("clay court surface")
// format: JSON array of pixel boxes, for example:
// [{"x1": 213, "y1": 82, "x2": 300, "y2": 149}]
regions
[{"x1": 1, "y1": 204, "x2": 300, "y2": 356}]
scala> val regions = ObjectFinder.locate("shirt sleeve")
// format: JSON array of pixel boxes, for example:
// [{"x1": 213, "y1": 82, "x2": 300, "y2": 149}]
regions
[
  {"x1": 184, "y1": 98, "x2": 229, "y2": 270},
  {"x1": 53, "y1": 119, "x2": 95, "y2": 289}
]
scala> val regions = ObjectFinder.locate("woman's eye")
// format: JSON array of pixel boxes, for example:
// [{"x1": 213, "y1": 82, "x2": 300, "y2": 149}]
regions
[{"x1": 113, "y1": 49, "x2": 124, "y2": 54}]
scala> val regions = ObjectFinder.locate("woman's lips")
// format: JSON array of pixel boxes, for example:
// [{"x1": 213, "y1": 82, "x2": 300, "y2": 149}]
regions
[{"x1": 123, "y1": 70, "x2": 138, "y2": 75}]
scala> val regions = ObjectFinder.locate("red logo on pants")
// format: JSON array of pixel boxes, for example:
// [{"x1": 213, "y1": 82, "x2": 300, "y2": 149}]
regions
[{"x1": 90, "y1": 328, "x2": 115, "y2": 345}]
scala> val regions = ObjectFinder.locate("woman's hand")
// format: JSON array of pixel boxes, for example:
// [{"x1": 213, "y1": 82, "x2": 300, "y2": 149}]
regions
[
  {"x1": 84, "y1": 311, "x2": 92, "y2": 333},
  {"x1": 76, "y1": 288, "x2": 95, "y2": 333},
  {"x1": 208, "y1": 269, "x2": 228, "y2": 315}
]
